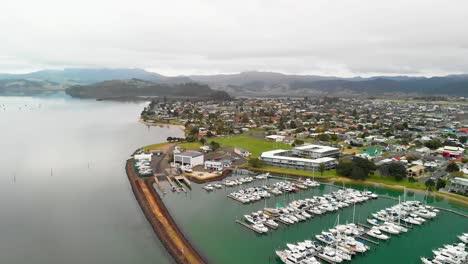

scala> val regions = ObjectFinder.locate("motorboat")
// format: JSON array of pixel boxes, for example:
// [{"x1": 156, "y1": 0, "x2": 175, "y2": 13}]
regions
[
  {"x1": 367, "y1": 227, "x2": 390, "y2": 240},
  {"x1": 315, "y1": 234, "x2": 334, "y2": 245},
  {"x1": 319, "y1": 247, "x2": 343, "y2": 263},
  {"x1": 252, "y1": 223, "x2": 268, "y2": 233},
  {"x1": 378, "y1": 223, "x2": 400, "y2": 235}
]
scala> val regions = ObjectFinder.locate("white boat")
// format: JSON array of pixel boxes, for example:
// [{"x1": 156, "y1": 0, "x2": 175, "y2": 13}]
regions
[
  {"x1": 367, "y1": 227, "x2": 390, "y2": 240},
  {"x1": 378, "y1": 223, "x2": 400, "y2": 235},
  {"x1": 319, "y1": 247, "x2": 343, "y2": 263},
  {"x1": 417, "y1": 209, "x2": 437, "y2": 219},
  {"x1": 288, "y1": 215, "x2": 299, "y2": 223},
  {"x1": 384, "y1": 222, "x2": 408, "y2": 233},
  {"x1": 252, "y1": 223, "x2": 268, "y2": 233},
  {"x1": 266, "y1": 219, "x2": 279, "y2": 228},
  {"x1": 203, "y1": 184, "x2": 214, "y2": 191},
  {"x1": 458, "y1": 234, "x2": 468, "y2": 243},
  {"x1": 367, "y1": 218, "x2": 381, "y2": 226},
  {"x1": 315, "y1": 234, "x2": 334, "y2": 245}
]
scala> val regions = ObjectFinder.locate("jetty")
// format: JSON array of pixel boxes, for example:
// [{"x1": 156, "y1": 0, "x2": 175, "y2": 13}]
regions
[{"x1": 125, "y1": 158, "x2": 205, "y2": 264}]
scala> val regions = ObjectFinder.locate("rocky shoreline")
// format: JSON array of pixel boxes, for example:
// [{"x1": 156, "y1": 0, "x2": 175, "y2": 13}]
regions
[{"x1": 125, "y1": 159, "x2": 206, "y2": 264}]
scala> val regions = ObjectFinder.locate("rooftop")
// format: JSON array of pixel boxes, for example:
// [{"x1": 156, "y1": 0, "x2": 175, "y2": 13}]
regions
[
  {"x1": 176, "y1": 151, "x2": 203, "y2": 158},
  {"x1": 260, "y1": 149, "x2": 336, "y2": 163},
  {"x1": 293, "y1": 144, "x2": 339, "y2": 153}
]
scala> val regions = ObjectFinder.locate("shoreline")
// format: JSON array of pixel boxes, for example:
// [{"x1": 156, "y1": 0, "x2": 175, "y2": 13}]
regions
[
  {"x1": 139, "y1": 119, "x2": 186, "y2": 131},
  {"x1": 125, "y1": 159, "x2": 205, "y2": 264},
  {"x1": 248, "y1": 167, "x2": 468, "y2": 206}
]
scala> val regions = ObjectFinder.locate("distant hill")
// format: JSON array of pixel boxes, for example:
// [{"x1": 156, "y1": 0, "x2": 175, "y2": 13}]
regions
[
  {"x1": 0, "y1": 68, "x2": 191, "y2": 84},
  {"x1": 65, "y1": 79, "x2": 231, "y2": 100},
  {"x1": 189, "y1": 71, "x2": 468, "y2": 97},
  {"x1": 0, "y1": 79, "x2": 65, "y2": 95},
  {"x1": 1, "y1": 68, "x2": 467, "y2": 97}
]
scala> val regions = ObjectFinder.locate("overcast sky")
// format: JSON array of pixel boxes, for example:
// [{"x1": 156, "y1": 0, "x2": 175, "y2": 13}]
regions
[{"x1": 1, "y1": 0, "x2": 467, "y2": 77}]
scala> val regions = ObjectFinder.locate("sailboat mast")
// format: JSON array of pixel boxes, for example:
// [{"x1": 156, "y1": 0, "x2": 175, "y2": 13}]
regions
[{"x1": 353, "y1": 202, "x2": 356, "y2": 224}]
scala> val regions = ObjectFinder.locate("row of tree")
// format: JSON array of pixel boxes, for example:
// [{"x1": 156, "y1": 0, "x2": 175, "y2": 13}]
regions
[{"x1": 336, "y1": 157, "x2": 376, "y2": 180}]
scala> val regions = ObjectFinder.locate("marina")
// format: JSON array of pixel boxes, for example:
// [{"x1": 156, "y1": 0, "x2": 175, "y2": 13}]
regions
[
  {"x1": 161, "y1": 173, "x2": 468, "y2": 264},
  {"x1": 238, "y1": 188, "x2": 378, "y2": 233},
  {"x1": 275, "y1": 199, "x2": 443, "y2": 264},
  {"x1": 420, "y1": 234, "x2": 467, "y2": 264}
]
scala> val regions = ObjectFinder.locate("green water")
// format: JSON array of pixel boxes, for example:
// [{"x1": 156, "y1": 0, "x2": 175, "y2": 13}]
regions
[{"x1": 162, "y1": 176, "x2": 468, "y2": 264}]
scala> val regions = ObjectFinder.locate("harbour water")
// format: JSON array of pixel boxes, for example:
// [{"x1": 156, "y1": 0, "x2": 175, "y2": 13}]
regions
[
  {"x1": 1, "y1": 93, "x2": 466, "y2": 264},
  {"x1": 0, "y1": 94, "x2": 182, "y2": 264},
  {"x1": 161, "y1": 176, "x2": 468, "y2": 264}
]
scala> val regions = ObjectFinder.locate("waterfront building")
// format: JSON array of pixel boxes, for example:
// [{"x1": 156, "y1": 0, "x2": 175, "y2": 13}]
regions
[
  {"x1": 447, "y1": 177, "x2": 468, "y2": 195},
  {"x1": 174, "y1": 151, "x2": 204, "y2": 167},
  {"x1": 259, "y1": 149, "x2": 337, "y2": 171},
  {"x1": 291, "y1": 144, "x2": 340, "y2": 159},
  {"x1": 204, "y1": 160, "x2": 230, "y2": 172}
]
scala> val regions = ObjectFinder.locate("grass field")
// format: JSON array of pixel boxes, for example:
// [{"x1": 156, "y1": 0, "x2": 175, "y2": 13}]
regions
[
  {"x1": 180, "y1": 135, "x2": 291, "y2": 157},
  {"x1": 367, "y1": 174, "x2": 427, "y2": 190},
  {"x1": 142, "y1": 142, "x2": 170, "y2": 151}
]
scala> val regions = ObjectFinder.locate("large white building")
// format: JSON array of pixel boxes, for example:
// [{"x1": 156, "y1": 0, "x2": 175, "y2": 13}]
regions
[
  {"x1": 260, "y1": 148, "x2": 338, "y2": 171},
  {"x1": 174, "y1": 151, "x2": 204, "y2": 167},
  {"x1": 292, "y1": 144, "x2": 340, "y2": 158}
]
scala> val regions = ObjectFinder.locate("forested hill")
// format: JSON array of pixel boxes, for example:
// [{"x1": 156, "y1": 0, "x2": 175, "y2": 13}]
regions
[{"x1": 65, "y1": 79, "x2": 231, "y2": 100}]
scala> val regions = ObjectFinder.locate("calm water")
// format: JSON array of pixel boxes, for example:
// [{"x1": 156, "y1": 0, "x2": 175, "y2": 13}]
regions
[
  {"x1": 162, "y1": 176, "x2": 468, "y2": 264},
  {"x1": 0, "y1": 94, "x2": 182, "y2": 264}
]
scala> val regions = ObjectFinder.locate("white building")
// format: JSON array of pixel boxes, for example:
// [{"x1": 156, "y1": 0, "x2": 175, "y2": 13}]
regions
[
  {"x1": 259, "y1": 149, "x2": 337, "y2": 171},
  {"x1": 265, "y1": 135, "x2": 285, "y2": 142},
  {"x1": 174, "y1": 151, "x2": 204, "y2": 167},
  {"x1": 292, "y1": 144, "x2": 340, "y2": 159},
  {"x1": 204, "y1": 160, "x2": 231, "y2": 172}
]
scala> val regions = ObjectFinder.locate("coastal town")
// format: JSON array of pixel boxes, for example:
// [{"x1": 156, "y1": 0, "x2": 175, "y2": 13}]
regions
[
  {"x1": 140, "y1": 97, "x2": 468, "y2": 196},
  {"x1": 129, "y1": 96, "x2": 468, "y2": 264}
]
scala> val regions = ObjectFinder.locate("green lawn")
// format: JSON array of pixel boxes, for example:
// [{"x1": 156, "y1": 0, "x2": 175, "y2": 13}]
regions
[
  {"x1": 141, "y1": 142, "x2": 170, "y2": 151},
  {"x1": 179, "y1": 141, "x2": 203, "y2": 150},
  {"x1": 180, "y1": 135, "x2": 291, "y2": 158},
  {"x1": 367, "y1": 174, "x2": 427, "y2": 190},
  {"x1": 216, "y1": 136, "x2": 291, "y2": 157}
]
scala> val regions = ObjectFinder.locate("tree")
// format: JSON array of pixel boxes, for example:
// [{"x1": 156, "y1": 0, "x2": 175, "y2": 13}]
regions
[
  {"x1": 293, "y1": 139, "x2": 304, "y2": 146},
  {"x1": 446, "y1": 162, "x2": 460, "y2": 172},
  {"x1": 436, "y1": 179, "x2": 446, "y2": 190},
  {"x1": 199, "y1": 137, "x2": 206, "y2": 145},
  {"x1": 459, "y1": 136, "x2": 467, "y2": 144},
  {"x1": 389, "y1": 162, "x2": 407, "y2": 181},
  {"x1": 290, "y1": 120, "x2": 297, "y2": 129},
  {"x1": 189, "y1": 127, "x2": 199, "y2": 136},
  {"x1": 425, "y1": 178, "x2": 436, "y2": 190},
  {"x1": 424, "y1": 139, "x2": 442, "y2": 150},
  {"x1": 350, "y1": 166, "x2": 366, "y2": 180},
  {"x1": 241, "y1": 113, "x2": 249, "y2": 123},
  {"x1": 319, "y1": 163, "x2": 325, "y2": 176},
  {"x1": 379, "y1": 162, "x2": 406, "y2": 181},
  {"x1": 248, "y1": 158, "x2": 264, "y2": 168},
  {"x1": 337, "y1": 160, "x2": 353, "y2": 177},
  {"x1": 209, "y1": 141, "x2": 220, "y2": 151},
  {"x1": 317, "y1": 133, "x2": 330, "y2": 141}
]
